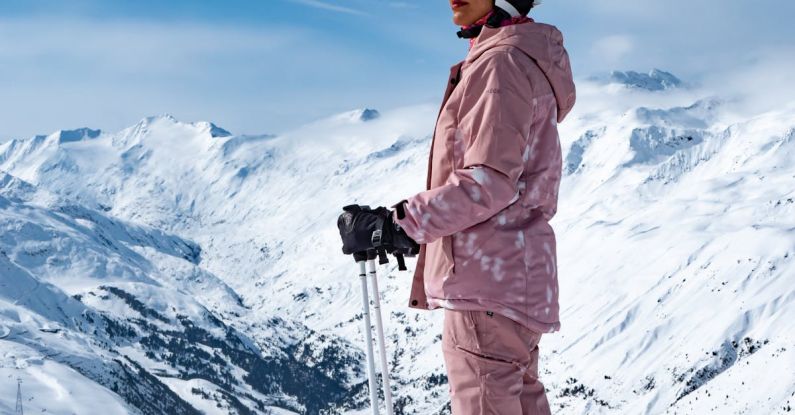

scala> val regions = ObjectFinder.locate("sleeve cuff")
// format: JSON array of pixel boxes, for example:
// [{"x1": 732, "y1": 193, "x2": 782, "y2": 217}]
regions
[
  {"x1": 391, "y1": 199, "x2": 408, "y2": 220},
  {"x1": 390, "y1": 198, "x2": 431, "y2": 244}
]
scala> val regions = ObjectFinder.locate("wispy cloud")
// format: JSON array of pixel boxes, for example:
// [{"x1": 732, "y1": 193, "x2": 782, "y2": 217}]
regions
[
  {"x1": 287, "y1": 0, "x2": 367, "y2": 16},
  {"x1": 591, "y1": 35, "x2": 634, "y2": 65},
  {"x1": 387, "y1": 1, "x2": 419, "y2": 9},
  {"x1": 2, "y1": 0, "x2": 793, "y2": 142},
  {"x1": 0, "y1": 17, "x2": 373, "y2": 139}
]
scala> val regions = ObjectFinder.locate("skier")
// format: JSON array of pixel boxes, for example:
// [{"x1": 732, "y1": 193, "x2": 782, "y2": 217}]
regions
[{"x1": 338, "y1": 0, "x2": 575, "y2": 413}]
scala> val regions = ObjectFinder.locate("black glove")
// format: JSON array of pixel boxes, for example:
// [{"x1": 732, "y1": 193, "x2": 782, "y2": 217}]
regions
[
  {"x1": 337, "y1": 204, "x2": 419, "y2": 257},
  {"x1": 383, "y1": 202, "x2": 420, "y2": 257}
]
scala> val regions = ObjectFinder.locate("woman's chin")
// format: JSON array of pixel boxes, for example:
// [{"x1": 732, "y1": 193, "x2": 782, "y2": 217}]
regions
[
  {"x1": 452, "y1": 10, "x2": 487, "y2": 27},
  {"x1": 452, "y1": 11, "x2": 474, "y2": 26}
]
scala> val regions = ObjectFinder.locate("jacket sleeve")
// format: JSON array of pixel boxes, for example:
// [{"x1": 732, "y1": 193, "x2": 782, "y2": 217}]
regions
[{"x1": 393, "y1": 51, "x2": 534, "y2": 245}]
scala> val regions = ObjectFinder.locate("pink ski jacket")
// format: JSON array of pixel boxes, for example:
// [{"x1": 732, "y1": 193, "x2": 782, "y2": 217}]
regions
[{"x1": 392, "y1": 21, "x2": 576, "y2": 334}]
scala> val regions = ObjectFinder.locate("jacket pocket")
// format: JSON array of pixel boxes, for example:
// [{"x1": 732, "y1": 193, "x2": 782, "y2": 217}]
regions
[
  {"x1": 451, "y1": 311, "x2": 524, "y2": 368},
  {"x1": 453, "y1": 345, "x2": 521, "y2": 368}
]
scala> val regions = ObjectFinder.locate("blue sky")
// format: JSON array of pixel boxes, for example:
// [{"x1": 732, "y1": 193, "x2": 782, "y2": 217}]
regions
[{"x1": 1, "y1": 0, "x2": 793, "y2": 140}]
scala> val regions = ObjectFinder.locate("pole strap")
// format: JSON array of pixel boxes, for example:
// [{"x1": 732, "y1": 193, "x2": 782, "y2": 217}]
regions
[{"x1": 395, "y1": 253, "x2": 407, "y2": 271}]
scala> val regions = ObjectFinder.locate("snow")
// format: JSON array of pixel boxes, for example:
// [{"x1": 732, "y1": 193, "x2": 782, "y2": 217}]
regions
[
  {"x1": 0, "y1": 342, "x2": 134, "y2": 415},
  {"x1": 1, "y1": 69, "x2": 794, "y2": 413},
  {"x1": 605, "y1": 69, "x2": 684, "y2": 91}
]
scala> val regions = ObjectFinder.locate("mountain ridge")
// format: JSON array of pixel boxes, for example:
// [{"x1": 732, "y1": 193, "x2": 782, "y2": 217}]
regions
[{"x1": 1, "y1": 70, "x2": 793, "y2": 414}]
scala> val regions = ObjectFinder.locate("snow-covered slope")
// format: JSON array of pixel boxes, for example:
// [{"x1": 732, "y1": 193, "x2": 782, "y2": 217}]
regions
[
  {"x1": 0, "y1": 174, "x2": 366, "y2": 414},
  {"x1": 1, "y1": 71, "x2": 793, "y2": 414},
  {"x1": 548, "y1": 82, "x2": 795, "y2": 415}
]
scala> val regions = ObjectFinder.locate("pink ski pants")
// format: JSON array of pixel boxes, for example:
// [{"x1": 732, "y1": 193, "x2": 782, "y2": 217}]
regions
[{"x1": 442, "y1": 309, "x2": 552, "y2": 414}]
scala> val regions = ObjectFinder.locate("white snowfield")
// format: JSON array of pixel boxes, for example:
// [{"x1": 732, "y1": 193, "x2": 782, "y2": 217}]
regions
[{"x1": 0, "y1": 69, "x2": 793, "y2": 414}]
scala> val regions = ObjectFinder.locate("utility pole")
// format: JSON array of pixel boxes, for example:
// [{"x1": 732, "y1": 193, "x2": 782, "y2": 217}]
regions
[{"x1": 14, "y1": 378, "x2": 23, "y2": 415}]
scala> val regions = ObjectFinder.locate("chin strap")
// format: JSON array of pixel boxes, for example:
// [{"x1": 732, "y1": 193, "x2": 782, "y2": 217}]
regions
[{"x1": 456, "y1": 6, "x2": 514, "y2": 39}]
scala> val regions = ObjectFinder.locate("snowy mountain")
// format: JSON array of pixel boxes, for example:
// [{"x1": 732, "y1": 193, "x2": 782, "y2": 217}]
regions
[
  {"x1": 1, "y1": 69, "x2": 794, "y2": 414},
  {"x1": 588, "y1": 69, "x2": 685, "y2": 92},
  {"x1": 0, "y1": 172, "x2": 365, "y2": 414}
]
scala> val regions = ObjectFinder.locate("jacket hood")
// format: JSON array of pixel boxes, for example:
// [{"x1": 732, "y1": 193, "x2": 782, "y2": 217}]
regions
[{"x1": 465, "y1": 22, "x2": 576, "y2": 123}]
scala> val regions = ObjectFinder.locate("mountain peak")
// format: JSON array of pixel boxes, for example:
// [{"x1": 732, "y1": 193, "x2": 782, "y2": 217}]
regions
[
  {"x1": 335, "y1": 108, "x2": 381, "y2": 123},
  {"x1": 608, "y1": 69, "x2": 683, "y2": 91},
  {"x1": 139, "y1": 114, "x2": 179, "y2": 126},
  {"x1": 130, "y1": 115, "x2": 232, "y2": 139},
  {"x1": 54, "y1": 128, "x2": 102, "y2": 144},
  {"x1": 192, "y1": 121, "x2": 232, "y2": 138},
  {"x1": 358, "y1": 108, "x2": 380, "y2": 121}
]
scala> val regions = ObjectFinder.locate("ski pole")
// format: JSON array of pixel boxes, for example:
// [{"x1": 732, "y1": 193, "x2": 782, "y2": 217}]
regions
[
  {"x1": 355, "y1": 252, "x2": 380, "y2": 415},
  {"x1": 367, "y1": 256, "x2": 394, "y2": 415}
]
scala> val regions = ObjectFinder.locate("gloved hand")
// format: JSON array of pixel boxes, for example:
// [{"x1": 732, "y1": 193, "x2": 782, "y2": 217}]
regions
[
  {"x1": 381, "y1": 207, "x2": 420, "y2": 257},
  {"x1": 337, "y1": 204, "x2": 419, "y2": 257}
]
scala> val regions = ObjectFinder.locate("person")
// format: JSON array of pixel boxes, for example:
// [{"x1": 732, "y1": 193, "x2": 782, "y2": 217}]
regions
[{"x1": 337, "y1": 0, "x2": 575, "y2": 413}]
